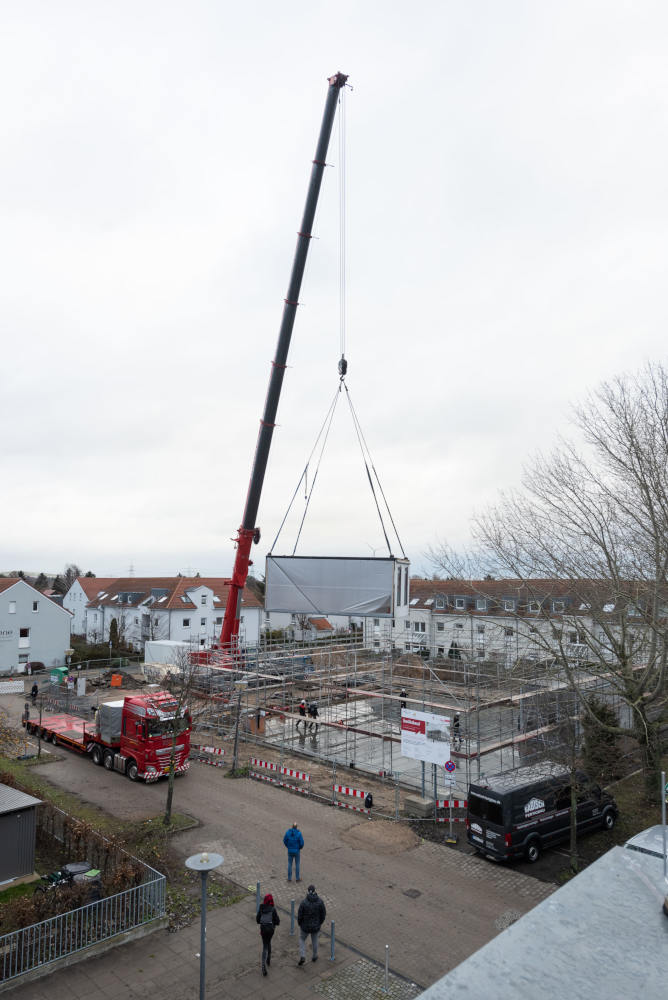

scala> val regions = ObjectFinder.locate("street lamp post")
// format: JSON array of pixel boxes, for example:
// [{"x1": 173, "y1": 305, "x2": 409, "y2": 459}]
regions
[{"x1": 185, "y1": 852, "x2": 223, "y2": 1000}]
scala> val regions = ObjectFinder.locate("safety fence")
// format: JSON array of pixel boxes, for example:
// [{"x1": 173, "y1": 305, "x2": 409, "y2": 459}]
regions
[
  {"x1": 249, "y1": 757, "x2": 311, "y2": 796},
  {"x1": 332, "y1": 783, "x2": 371, "y2": 816},
  {"x1": 190, "y1": 744, "x2": 226, "y2": 769},
  {"x1": 0, "y1": 869, "x2": 165, "y2": 987},
  {"x1": 435, "y1": 797, "x2": 468, "y2": 825}
]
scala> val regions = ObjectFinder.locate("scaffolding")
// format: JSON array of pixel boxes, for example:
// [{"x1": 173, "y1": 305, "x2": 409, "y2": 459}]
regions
[{"x1": 174, "y1": 624, "x2": 633, "y2": 805}]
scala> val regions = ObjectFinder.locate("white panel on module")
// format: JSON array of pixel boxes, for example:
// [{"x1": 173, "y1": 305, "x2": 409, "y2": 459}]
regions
[{"x1": 265, "y1": 556, "x2": 410, "y2": 617}]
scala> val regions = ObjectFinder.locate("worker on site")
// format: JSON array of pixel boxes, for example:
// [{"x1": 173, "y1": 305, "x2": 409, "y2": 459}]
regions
[
  {"x1": 297, "y1": 700, "x2": 307, "y2": 733},
  {"x1": 307, "y1": 701, "x2": 319, "y2": 734},
  {"x1": 31, "y1": 682, "x2": 39, "y2": 704},
  {"x1": 400, "y1": 688, "x2": 407, "y2": 710}
]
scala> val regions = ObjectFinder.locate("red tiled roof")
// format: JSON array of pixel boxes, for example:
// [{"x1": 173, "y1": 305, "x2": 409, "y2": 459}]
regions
[
  {"x1": 308, "y1": 617, "x2": 334, "y2": 631},
  {"x1": 0, "y1": 578, "x2": 20, "y2": 594},
  {"x1": 84, "y1": 577, "x2": 262, "y2": 611},
  {"x1": 76, "y1": 577, "x2": 117, "y2": 600}
]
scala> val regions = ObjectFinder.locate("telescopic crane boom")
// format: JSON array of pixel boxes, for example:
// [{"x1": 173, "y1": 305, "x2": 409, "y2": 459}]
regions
[{"x1": 220, "y1": 72, "x2": 348, "y2": 649}]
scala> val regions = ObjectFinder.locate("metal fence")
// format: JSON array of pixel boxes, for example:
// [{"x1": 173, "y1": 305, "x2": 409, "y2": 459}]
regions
[{"x1": 0, "y1": 869, "x2": 165, "y2": 985}]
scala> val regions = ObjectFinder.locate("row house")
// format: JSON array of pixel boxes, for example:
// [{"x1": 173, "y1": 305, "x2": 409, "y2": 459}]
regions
[
  {"x1": 64, "y1": 577, "x2": 263, "y2": 651},
  {"x1": 364, "y1": 578, "x2": 638, "y2": 666}
]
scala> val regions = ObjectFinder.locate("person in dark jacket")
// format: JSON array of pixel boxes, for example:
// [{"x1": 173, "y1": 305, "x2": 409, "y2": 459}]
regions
[
  {"x1": 256, "y1": 892, "x2": 280, "y2": 976},
  {"x1": 283, "y1": 822, "x2": 304, "y2": 882},
  {"x1": 307, "y1": 701, "x2": 319, "y2": 734},
  {"x1": 297, "y1": 884, "x2": 326, "y2": 965}
]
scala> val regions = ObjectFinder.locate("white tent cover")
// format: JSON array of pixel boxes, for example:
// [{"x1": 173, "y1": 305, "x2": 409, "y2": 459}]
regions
[{"x1": 265, "y1": 556, "x2": 398, "y2": 617}]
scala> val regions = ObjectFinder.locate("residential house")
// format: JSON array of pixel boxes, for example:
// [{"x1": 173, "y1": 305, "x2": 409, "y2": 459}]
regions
[
  {"x1": 63, "y1": 577, "x2": 117, "y2": 636},
  {"x1": 76, "y1": 577, "x2": 263, "y2": 652},
  {"x1": 0, "y1": 578, "x2": 72, "y2": 673}
]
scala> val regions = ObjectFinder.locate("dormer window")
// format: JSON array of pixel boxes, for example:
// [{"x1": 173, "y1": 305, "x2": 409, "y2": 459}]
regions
[
  {"x1": 435, "y1": 598, "x2": 445, "y2": 610},
  {"x1": 503, "y1": 599, "x2": 515, "y2": 612},
  {"x1": 528, "y1": 601, "x2": 541, "y2": 613},
  {"x1": 454, "y1": 598, "x2": 466, "y2": 610},
  {"x1": 201, "y1": 595, "x2": 207, "y2": 606},
  {"x1": 552, "y1": 600, "x2": 565, "y2": 613},
  {"x1": 475, "y1": 598, "x2": 487, "y2": 611}
]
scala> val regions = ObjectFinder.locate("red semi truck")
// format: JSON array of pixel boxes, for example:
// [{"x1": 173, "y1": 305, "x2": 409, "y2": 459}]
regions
[{"x1": 23, "y1": 690, "x2": 191, "y2": 783}]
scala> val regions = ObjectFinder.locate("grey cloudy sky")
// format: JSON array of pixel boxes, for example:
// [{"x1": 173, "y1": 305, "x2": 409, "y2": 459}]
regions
[{"x1": 2, "y1": 1, "x2": 667, "y2": 579}]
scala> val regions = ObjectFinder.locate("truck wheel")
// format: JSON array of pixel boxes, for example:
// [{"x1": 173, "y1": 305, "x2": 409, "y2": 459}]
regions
[
  {"x1": 126, "y1": 761, "x2": 139, "y2": 781},
  {"x1": 103, "y1": 751, "x2": 114, "y2": 770},
  {"x1": 50, "y1": 732, "x2": 58, "y2": 745},
  {"x1": 91, "y1": 745, "x2": 103, "y2": 766},
  {"x1": 525, "y1": 838, "x2": 541, "y2": 863},
  {"x1": 602, "y1": 810, "x2": 616, "y2": 831}
]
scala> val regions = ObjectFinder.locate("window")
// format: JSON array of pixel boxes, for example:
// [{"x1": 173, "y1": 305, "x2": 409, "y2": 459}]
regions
[
  {"x1": 454, "y1": 622, "x2": 463, "y2": 629},
  {"x1": 215, "y1": 617, "x2": 223, "y2": 626},
  {"x1": 503, "y1": 599, "x2": 515, "y2": 612},
  {"x1": 477, "y1": 649, "x2": 485, "y2": 658},
  {"x1": 455, "y1": 598, "x2": 466, "y2": 610},
  {"x1": 529, "y1": 626, "x2": 538, "y2": 634},
  {"x1": 435, "y1": 598, "x2": 445, "y2": 609},
  {"x1": 182, "y1": 618, "x2": 191, "y2": 627},
  {"x1": 552, "y1": 600, "x2": 565, "y2": 613},
  {"x1": 200, "y1": 617, "x2": 206, "y2": 627},
  {"x1": 437, "y1": 647, "x2": 444, "y2": 655},
  {"x1": 201, "y1": 595, "x2": 207, "y2": 605},
  {"x1": 410, "y1": 598, "x2": 419, "y2": 606},
  {"x1": 528, "y1": 601, "x2": 540, "y2": 613},
  {"x1": 32, "y1": 601, "x2": 39, "y2": 612},
  {"x1": 8, "y1": 602, "x2": 16, "y2": 614},
  {"x1": 405, "y1": 621, "x2": 410, "y2": 630},
  {"x1": 19, "y1": 627, "x2": 29, "y2": 638},
  {"x1": 477, "y1": 624, "x2": 485, "y2": 634},
  {"x1": 373, "y1": 618, "x2": 380, "y2": 626},
  {"x1": 413, "y1": 621, "x2": 426, "y2": 633},
  {"x1": 505, "y1": 627, "x2": 513, "y2": 637},
  {"x1": 436, "y1": 622, "x2": 444, "y2": 632},
  {"x1": 19, "y1": 653, "x2": 29, "y2": 663},
  {"x1": 154, "y1": 618, "x2": 159, "y2": 626},
  {"x1": 134, "y1": 617, "x2": 139, "y2": 625},
  {"x1": 475, "y1": 598, "x2": 487, "y2": 611},
  {"x1": 374, "y1": 641, "x2": 380, "y2": 649},
  {"x1": 405, "y1": 644, "x2": 410, "y2": 651}
]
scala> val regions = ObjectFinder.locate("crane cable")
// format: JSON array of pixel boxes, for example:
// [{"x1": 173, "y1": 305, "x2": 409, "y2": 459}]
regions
[{"x1": 270, "y1": 82, "x2": 405, "y2": 560}]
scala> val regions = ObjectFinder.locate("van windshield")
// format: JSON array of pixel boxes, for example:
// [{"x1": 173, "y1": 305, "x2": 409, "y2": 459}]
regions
[{"x1": 468, "y1": 793, "x2": 504, "y2": 826}]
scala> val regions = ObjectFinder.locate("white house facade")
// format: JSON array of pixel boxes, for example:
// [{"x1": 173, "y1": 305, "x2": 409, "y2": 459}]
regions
[
  {"x1": 69, "y1": 577, "x2": 263, "y2": 653},
  {"x1": 63, "y1": 577, "x2": 116, "y2": 636},
  {"x1": 0, "y1": 579, "x2": 72, "y2": 673}
]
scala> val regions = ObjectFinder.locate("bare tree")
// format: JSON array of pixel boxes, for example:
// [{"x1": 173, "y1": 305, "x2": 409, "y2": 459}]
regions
[
  {"x1": 432, "y1": 363, "x2": 668, "y2": 801},
  {"x1": 161, "y1": 646, "x2": 201, "y2": 826}
]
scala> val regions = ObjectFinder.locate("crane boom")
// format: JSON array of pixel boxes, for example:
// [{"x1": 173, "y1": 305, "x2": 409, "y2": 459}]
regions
[{"x1": 220, "y1": 72, "x2": 348, "y2": 649}]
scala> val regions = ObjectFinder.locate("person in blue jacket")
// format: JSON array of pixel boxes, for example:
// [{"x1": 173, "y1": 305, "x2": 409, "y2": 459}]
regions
[{"x1": 283, "y1": 821, "x2": 304, "y2": 882}]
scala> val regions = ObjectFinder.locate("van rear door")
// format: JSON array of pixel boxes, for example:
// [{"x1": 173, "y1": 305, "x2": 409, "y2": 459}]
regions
[{"x1": 467, "y1": 790, "x2": 506, "y2": 857}]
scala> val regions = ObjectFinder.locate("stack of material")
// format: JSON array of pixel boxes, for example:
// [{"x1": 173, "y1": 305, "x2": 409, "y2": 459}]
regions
[{"x1": 98, "y1": 701, "x2": 124, "y2": 744}]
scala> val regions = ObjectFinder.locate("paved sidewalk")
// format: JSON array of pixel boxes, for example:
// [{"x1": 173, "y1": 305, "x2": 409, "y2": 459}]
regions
[{"x1": 10, "y1": 894, "x2": 423, "y2": 1000}]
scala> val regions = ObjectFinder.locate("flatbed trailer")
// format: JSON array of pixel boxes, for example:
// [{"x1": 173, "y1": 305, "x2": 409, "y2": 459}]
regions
[{"x1": 24, "y1": 713, "x2": 99, "y2": 753}]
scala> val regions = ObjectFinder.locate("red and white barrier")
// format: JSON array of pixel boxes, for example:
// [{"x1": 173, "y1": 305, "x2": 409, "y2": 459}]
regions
[
  {"x1": 192, "y1": 744, "x2": 225, "y2": 756},
  {"x1": 249, "y1": 757, "x2": 311, "y2": 796},
  {"x1": 436, "y1": 816, "x2": 467, "y2": 824},
  {"x1": 436, "y1": 799, "x2": 467, "y2": 809},
  {"x1": 332, "y1": 783, "x2": 370, "y2": 816}
]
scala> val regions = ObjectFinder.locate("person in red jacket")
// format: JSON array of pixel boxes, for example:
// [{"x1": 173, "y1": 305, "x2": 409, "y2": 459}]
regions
[{"x1": 256, "y1": 892, "x2": 280, "y2": 976}]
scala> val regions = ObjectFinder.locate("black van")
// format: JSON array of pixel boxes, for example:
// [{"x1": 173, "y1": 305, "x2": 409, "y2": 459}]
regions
[{"x1": 466, "y1": 761, "x2": 618, "y2": 863}]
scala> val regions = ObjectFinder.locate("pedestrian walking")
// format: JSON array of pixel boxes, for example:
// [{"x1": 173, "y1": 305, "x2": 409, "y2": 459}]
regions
[
  {"x1": 307, "y1": 701, "x2": 319, "y2": 733},
  {"x1": 297, "y1": 884, "x2": 326, "y2": 965},
  {"x1": 31, "y1": 682, "x2": 38, "y2": 704},
  {"x1": 283, "y1": 821, "x2": 304, "y2": 882},
  {"x1": 256, "y1": 892, "x2": 280, "y2": 976}
]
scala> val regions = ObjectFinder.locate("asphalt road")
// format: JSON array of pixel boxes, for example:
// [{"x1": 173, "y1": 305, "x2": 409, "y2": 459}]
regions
[{"x1": 1, "y1": 691, "x2": 554, "y2": 988}]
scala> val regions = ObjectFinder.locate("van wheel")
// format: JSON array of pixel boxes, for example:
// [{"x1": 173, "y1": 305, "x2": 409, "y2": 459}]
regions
[
  {"x1": 91, "y1": 745, "x2": 103, "y2": 766},
  {"x1": 126, "y1": 761, "x2": 139, "y2": 781},
  {"x1": 103, "y1": 751, "x2": 114, "y2": 770},
  {"x1": 525, "y1": 839, "x2": 541, "y2": 863},
  {"x1": 602, "y1": 811, "x2": 616, "y2": 831}
]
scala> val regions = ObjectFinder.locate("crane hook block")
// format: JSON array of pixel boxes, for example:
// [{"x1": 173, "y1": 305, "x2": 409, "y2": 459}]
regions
[
  {"x1": 338, "y1": 356, "x2": 348, "y2": 378},
  {"x1": 253, "y1": 527, "x2": 261, "y2": 545}
]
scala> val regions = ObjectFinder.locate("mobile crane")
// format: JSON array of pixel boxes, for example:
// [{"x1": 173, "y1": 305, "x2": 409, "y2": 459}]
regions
[{"x1": 220, "y1": 72, "x2": 348, "y2": 650}]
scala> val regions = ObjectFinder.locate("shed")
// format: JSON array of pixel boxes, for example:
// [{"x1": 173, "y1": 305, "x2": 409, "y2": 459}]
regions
[{"x1": 0, "y1": 783, "x2": 42, "y2": 883}]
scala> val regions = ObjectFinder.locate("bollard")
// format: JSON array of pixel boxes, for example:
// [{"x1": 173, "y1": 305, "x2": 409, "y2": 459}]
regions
[
  {"x1": 384, "y1": 944, "x2": 389, "y2": 993},
  {"x1": 256, "y1": 881, "x2": 261, "y2": 913},
  {"x1": 330, "y1": 920, "x2": 335, "y2": 960},
  {"x1": 290, "y1": 899, "x2": 295, "y2": 935}
]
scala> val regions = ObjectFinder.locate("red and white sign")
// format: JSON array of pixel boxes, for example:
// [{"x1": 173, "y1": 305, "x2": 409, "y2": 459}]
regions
[{"x1": 400, "y1": 709, "x2": 451, "y2": 765}]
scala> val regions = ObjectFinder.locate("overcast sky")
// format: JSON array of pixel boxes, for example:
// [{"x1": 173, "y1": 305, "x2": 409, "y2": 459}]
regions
[{"x1": 2, "y1": 1, "x2": 667, "y2": 581}]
